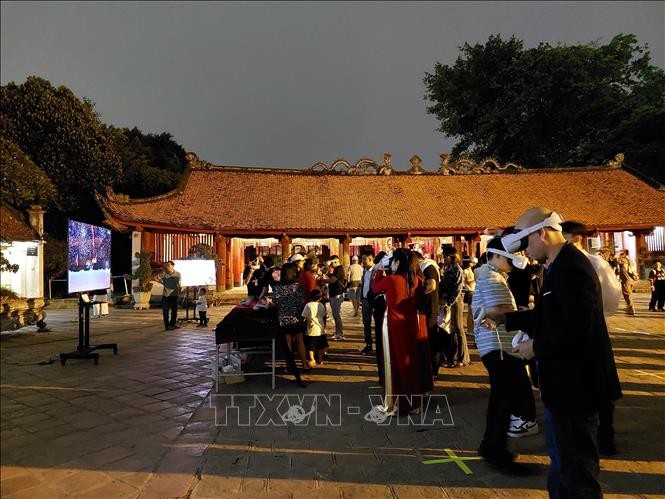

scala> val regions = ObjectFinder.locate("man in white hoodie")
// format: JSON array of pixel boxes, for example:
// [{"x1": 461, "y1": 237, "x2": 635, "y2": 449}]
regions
[{"x1": 561, "y1": 221, "x2": 621, "y2": 317}]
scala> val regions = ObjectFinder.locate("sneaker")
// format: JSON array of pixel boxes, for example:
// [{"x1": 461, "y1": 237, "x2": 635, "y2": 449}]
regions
[
  {"x1": 165, "y1": 325, "x2": 175, "y2": 331},
  {"x1": 172, "y1": 324, "x2": 182, "y2": 329},
  {"x1": 360, "y1": 344, "x2": 373, "y2": 355},
  {"x1": 507, "y1": 416, "x2": 539, "y2": 438}
]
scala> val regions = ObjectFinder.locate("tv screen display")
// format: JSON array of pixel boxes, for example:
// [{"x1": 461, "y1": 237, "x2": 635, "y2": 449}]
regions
[
  {"x1": 67, "y1": 220, "x2": 112, "y2": 294},
  {"x1": 172, "y1": 259, "x2": 216, "y2": 287}
]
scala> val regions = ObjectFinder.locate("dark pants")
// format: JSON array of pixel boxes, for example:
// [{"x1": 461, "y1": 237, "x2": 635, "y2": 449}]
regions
[
  {"x1": 451, "y1": 296, "x2": 470, "y2": 364},
  {"x1": 480, "y1": 350, "x2": 537, "y2": 452},
  {"x1": 444, "y1": 296, "x2": 470, "y2": 365},
  {"x1": 373, "y1": 297, "x2": 386, "y2": 386},
  {"x1": 198, "y1": 310, "x2": 208, "y2": 325},
  {"x1": 162, "y1": 295, "x2": 178, "y2": 327},
  {"x1": 429, "y1": 325, "x2": 446, "y2": 375},
  {"x1": 329, "y1": 294, "x2": 344, "y2": 335},
  {"x1": 361, "y1": 297, "x2": 373, "y2": 345},
  {"x1": 544, "y1": 407, "x2": 601, "y2": 499},
  {"x1": 598, "y1": 399, "x2": 615, "y2": 447},
  {"x1": 649, "y1": 281, "x2": 665, "y2": 310}
]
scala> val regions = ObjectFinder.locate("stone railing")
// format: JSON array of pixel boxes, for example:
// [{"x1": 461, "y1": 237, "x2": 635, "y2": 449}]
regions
[{"x1": 0, "y1": 297, "x2": 47, "y2": 332}]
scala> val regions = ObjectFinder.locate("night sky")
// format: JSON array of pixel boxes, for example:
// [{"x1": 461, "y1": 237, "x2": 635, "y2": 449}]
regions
[{"x1": 2, "y1": 1, "x2": 663, "y2": 171}]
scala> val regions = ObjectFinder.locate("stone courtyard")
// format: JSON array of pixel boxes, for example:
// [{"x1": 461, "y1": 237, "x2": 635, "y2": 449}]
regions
[{"x1": 1, "y1": 290, "x2": 664, "y2": 498}]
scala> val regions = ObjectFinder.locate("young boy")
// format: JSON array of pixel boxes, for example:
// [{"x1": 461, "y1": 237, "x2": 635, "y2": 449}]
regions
[
  {"x1": 301, "y1": 288, "x2": 328, "y2": 365},
  {"x1": 196, "y1": 287, "x2": 209, "y2": 327}
]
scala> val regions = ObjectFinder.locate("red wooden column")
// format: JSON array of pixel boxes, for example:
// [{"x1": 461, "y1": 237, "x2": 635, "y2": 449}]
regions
[
  {"x1": 633, "y1": 230, "x2": 651, "y2": 278},
  {"x1": 233, "y1": 238, "x2": 242, "y2": 287},
  {"x1": 341, "y1": 235, "x2": 351, "y2": 268},
  {"x1": 280, "y1": 234, "x2": 291, "y2": 264},
  {"x1": 225, "y1": 238, "x2": 233, "y2": 289},
  {"x1": 141, "y1": 230, "x2": 155, "y2": 258},
  {"x1": 469, "y1": 233, "x2": 482, "y2": 258},
  {"x1": 214, "y1": 234, "x2": 226, "y2": 292}
]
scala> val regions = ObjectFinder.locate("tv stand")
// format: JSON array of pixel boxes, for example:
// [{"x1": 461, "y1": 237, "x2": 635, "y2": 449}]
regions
[{"x1": 60, "y1": 294, "x2": 118, "y2": 365}]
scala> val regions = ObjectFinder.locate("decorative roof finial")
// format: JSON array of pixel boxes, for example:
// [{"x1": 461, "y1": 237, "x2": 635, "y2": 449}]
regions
[
  {"x1": 607, "y1": 153, "x2": 625, "y2": 169},
  {"x1": 408, "y1": 154, "x2": 425, "y2": 174}
]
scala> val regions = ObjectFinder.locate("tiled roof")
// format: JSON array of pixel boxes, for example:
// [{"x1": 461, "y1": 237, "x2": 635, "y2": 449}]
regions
[
  {"x1": 0, "y1": 204, "x2": 39, "y2": 241},
  {"x1": 99, "y1": 164, "x2": 665, "y2": 235}
]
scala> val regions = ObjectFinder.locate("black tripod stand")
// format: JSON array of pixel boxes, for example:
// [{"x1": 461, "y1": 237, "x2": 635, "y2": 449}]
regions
[{"x1": 59, "y1": 294, "x2": 118, "y2": 365}]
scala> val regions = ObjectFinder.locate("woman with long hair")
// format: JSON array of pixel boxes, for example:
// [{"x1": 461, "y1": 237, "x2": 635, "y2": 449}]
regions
[{"x1": 371, "y1": 248, "x2": 433, "y2": 415}]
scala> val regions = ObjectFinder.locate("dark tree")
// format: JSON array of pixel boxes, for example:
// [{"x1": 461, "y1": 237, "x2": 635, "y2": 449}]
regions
[
  {"x1": 110, "y1": 126, "x2": 188, "y2": 198},
  {"x1": 424, "y1": 34, "x2": 665, "y2": 183},
  {"x1": 0, "y1": 135, "x2": 57, "y2": 209},
  {"x1": 1, "y1": 76, "x2": 123, "y2": 219}
]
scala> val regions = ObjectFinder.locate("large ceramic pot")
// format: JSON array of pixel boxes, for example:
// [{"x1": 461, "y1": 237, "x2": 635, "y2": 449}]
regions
[{"x1": 132, "y1": 291, "x2": 152, "y2": 310}]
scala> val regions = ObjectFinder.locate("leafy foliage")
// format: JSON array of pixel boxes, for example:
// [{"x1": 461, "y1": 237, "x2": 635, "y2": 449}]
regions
[
  {"x1": 0, "y1": 286, "x2": 20, "y2": 299},
  {"x1": 110, "y1": 127, "x2": 188, "y2": 198},
  {"x1": 0, "y1": 76, "x2": 123, "y2": 214},
  {"x1": 0, "y1": 236, "x2": 20, "y2": 274},
  {"x1": 43, "y1": 235, "x2": 67, "y2": 280},
  {"x1": 188, "y1": 243, "x2": 223, "y2": 268},
  {"x1": 1, "y1": 76, "x2": 190, "y2": 292},
  {"x1": 0, "y1": 136, "x2": 57, "y2": 209},
  {"x1": 424, "y1": 34, "x2": 665, "y2": 183},
  {"x1": 125, "y1": 251, "x2": 154, "y2": 292}
]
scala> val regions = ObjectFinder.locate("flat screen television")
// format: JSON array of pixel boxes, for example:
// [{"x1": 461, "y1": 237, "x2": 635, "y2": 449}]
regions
[
  {"x1": 172, "y1": 259, "x2": 216, "y2": 287},
  {"x1": 67, "y1": 219, "x2": 112, "y2": 294}
]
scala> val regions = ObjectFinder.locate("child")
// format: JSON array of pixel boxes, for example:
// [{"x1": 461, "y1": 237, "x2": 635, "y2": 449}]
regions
[
  {"x1": 196, "y1": 287, "x2": 209, "y2": 327},
  {"x1": 301, "y1": 288, "x2": 328, "y2": 365}
]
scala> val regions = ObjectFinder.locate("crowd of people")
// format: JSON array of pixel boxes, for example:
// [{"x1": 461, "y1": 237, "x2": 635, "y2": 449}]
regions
[
  {"x1": 230, "y1": 206, "x2": 646, "y2": 496},
  {"x1": 145, "y1": 205, "x2": 662, "y2": 496}
]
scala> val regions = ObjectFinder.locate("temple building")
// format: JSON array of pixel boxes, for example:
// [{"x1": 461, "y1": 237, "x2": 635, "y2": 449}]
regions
[
  {"x1": 0, "y1": 203, "x2": 46, "y2": 298},
  {"x1": 97, "y1": 152, "x2": 665, "y2": 292}
]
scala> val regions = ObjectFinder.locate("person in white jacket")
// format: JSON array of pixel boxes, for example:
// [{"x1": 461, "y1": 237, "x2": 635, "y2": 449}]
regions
[{"x1": 561, "y1": 221, "x2": 621, "y2": 317}]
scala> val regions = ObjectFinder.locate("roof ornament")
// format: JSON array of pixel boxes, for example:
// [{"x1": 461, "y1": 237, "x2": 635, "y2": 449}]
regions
[
  {"x1": 408, "y1": 155, "x2": 425, "y2": 174},
  {"x1": 438, "y1": 153, "x2": 524, "y2": 175},
  {"x1": 607, "y1": 153, "x2": 625, "y2": 169},
  {"x1": 378, "y1": 153, "x2": 393, "y2": 175},
  {"x1": 186, "y1": 151, "x2": 214, "y2": 170},
  {"x1": 309, "y1": 157, "x2": 389, "y2": 175},
  {"x1": 105, "y1": 186, "x2": 130, "y2": 202}
]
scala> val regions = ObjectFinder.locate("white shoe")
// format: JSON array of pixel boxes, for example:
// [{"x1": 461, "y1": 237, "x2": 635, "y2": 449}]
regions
[{"x1": 507, "y1": 415, "x2": 539, "y2": 438}]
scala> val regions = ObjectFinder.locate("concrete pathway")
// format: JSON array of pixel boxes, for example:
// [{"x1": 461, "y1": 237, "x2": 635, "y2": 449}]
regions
[{"x1": 1, "y1": 291, "x2": 663, "y2": 498}]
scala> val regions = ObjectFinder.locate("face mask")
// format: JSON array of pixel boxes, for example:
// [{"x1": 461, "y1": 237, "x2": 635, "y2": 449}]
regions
[
  {"x1": 501, "y1": 212, "x2": 564, "y2": 253},
  {"x1": 487, "y1": 248, "x2": 529, "y2": 270}
]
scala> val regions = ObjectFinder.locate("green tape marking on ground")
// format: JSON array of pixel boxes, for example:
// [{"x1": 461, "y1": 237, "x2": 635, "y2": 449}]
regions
[{"x1": 422, "y1": 448, "x2": 483, "y2": 475}]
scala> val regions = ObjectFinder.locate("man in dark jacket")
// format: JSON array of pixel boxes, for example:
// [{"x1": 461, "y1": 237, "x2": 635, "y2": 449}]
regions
[{"x1": 488, "y1": 207, "x2": 622, "y2": 497}]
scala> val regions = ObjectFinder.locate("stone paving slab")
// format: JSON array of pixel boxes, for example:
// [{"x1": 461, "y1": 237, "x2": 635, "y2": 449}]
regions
[{"x1": 1, "y1": 290, "x2": 664, "y2": 498}]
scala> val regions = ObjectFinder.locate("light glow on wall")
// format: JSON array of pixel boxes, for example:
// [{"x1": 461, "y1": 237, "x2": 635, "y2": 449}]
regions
[{"x1": 0, "y1": 241, "x2": 41, "y2": 298}]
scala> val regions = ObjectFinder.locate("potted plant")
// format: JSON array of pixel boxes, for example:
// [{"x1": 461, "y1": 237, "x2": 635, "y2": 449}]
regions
[{"x1": 125, "y1": 252, "x2": 154, "y2": 309}]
